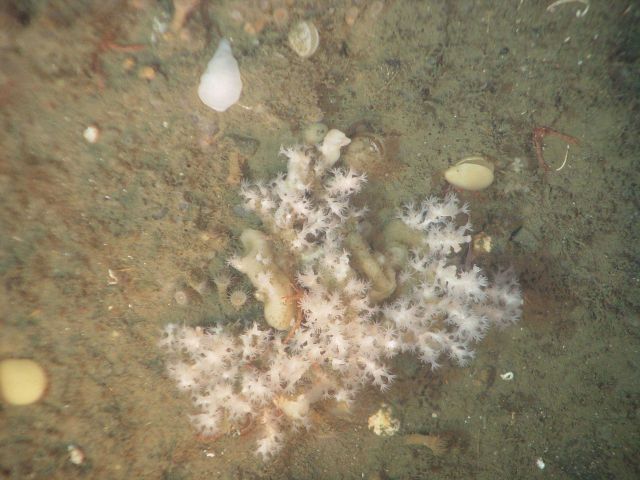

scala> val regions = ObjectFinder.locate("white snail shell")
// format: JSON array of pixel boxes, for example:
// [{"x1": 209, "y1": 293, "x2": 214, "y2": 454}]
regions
[{"x1": 197, "y1": 39, "x2": 243, "y2": 112}]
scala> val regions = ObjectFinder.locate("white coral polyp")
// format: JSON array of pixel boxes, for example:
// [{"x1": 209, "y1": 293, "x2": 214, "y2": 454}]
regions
[{"x1": 160, "y1": 130, "x2": 522, "y2": 460}]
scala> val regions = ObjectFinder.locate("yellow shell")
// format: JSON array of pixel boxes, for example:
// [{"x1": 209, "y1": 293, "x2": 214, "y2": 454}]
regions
[
  {"x1": 0, "y1": 359, "x2": 48, "y2": 405},
  {"x1": 444, "y1": 156, "x2": 495, "y2": 191},
  {"x1": 288, "y1": 21, "x2": 319, "y2": 58}
]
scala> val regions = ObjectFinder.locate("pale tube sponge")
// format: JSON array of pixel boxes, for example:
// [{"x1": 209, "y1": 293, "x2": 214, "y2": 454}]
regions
[
  {"x1": 230, "y1": 229, "x2": 296, "y2": 330},
  {"x1": 316, "y1": 129, "x2": 351, "y2": 174},
  {"x1": 379, "y1": 219, "x2": 427, "y2": 270},
  {"x1": 345, "y1": 231, "x2": 396, "y2": 303}
]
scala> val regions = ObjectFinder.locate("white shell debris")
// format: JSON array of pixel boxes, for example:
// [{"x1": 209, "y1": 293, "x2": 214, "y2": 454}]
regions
[
  {"x1": 536, "y1": 457, "x2": 546, "y2": 470},
  {"x1": 67, "y1": 444, "x2": 85, "y2": 465},
  {"x1": 368, "y1": 403, "x2": 400, "y2": 436},
  {"x1": 198, "y1": 39, "x2": 243, "y2": 112},
  {"x1": 288, "y1": 21, "x2": 319, "y2": 58},
  {"x1": 546, "y1": 0, "x2": 589, "y2": 17},
  {"x1": 444, "y1": 156, "x2": 495, "y2": 191},
  {"x1": 500, "y1": 371, "x2": 514, "y2": 381},
  {"x1": 83, "y1": 125, "x2": 99, "y2": 143}
]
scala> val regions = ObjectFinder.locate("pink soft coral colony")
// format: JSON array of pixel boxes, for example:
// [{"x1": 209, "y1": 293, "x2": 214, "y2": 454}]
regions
[{"x1": 159, "y1": 129, "x2": 523, "y2": 460}]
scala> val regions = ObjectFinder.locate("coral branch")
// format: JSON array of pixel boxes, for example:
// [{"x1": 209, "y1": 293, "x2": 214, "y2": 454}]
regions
[{"x1": 160, "y1": 129, "x2": 522, "y2": 460}]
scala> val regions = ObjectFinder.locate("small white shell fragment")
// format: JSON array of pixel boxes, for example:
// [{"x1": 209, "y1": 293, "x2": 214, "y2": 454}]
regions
[
  {"x1": 500, "y1": 371, "x2": 514, "y2": 381},
  {"x1": 368, "y1": 403, "x2": 400, "y2": 436},
  {"x1": 444, "y1": 156, "x2": 495, "y2": 191},
  {"x1": 83, "y1": 125, "x2": 99, "y2": 143},
  {"x1": 68, "y1": 444, "x2": 85, "y2": 465},
  {"x1": 198, "y1": 39, "x2": 243, "y2": 112},
  {"x1": 536, "y1": 457, "x2": 546, "y2": 470},
  {"x1": 288, "y1": 21, "x2": 319, "y2": 58},
  {"x1": 472, "y1": 232, "x2": 493, "y2": 254},
  {"x1": 107, "y1": 269, "x2": 118, "y2": 285}
]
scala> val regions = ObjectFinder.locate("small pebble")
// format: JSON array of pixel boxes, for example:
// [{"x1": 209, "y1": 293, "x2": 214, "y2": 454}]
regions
[
  {"x1": 151, "y1": 206, "x2": 169, "y2": 220},
  {"x1": 345, "y1": 6, "x2": 359, "y2": 26},
  {"x1": 273, "y1": 7, "x2": 289, "y2": 27},
  {"x1": 83, "y1": 125, "x2": 99, "y2": 144},
  {"x1": 138, "y1": 66, "x2": 156, "y2": 81},
  {"x1": 174, "y1": 290, "x2": 188, "y2": 305},
  {"x1": 122, "y1": 56, "x2": 136, "y2": 71}
]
